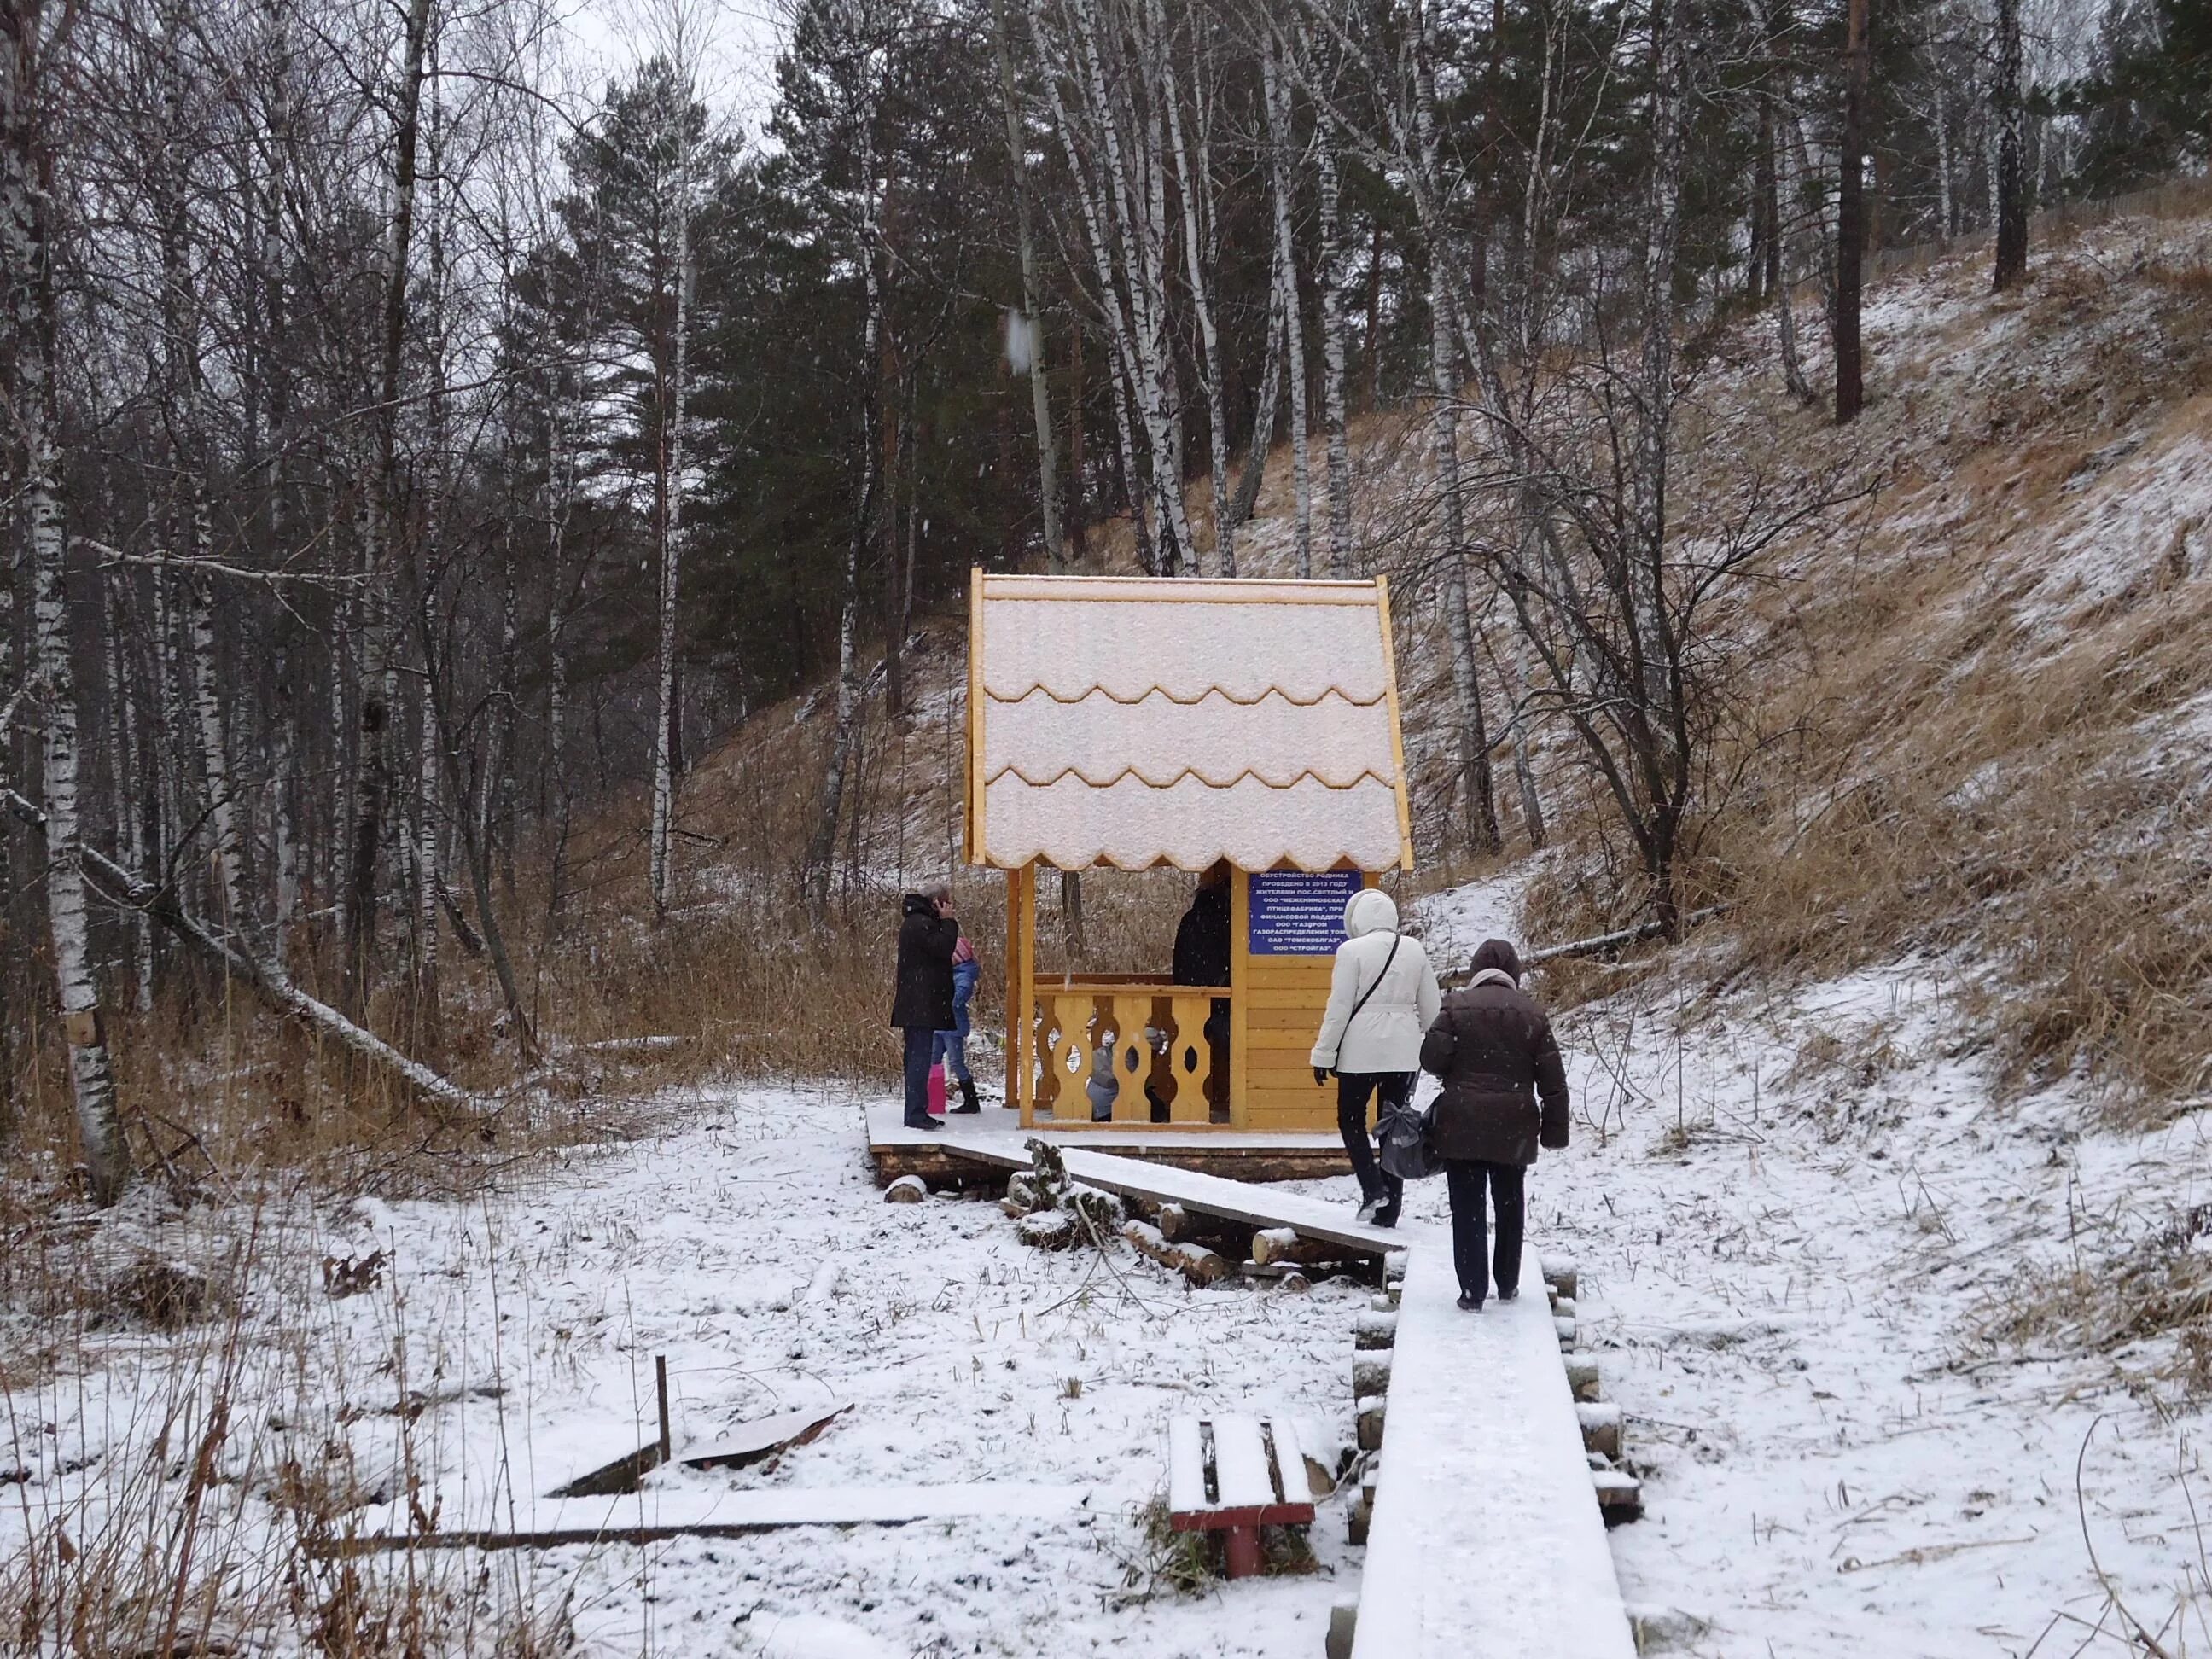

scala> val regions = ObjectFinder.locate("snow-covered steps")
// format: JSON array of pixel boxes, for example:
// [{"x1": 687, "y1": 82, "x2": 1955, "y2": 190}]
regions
[{"x1": 1349, "y1": 1240, "x2": 1638, "y2": 1659}]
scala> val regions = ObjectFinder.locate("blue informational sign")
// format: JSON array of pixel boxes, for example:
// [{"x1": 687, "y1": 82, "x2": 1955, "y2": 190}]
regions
[{"x1": 1248, "y1": 870, "x2": 1365, "y2": 957}]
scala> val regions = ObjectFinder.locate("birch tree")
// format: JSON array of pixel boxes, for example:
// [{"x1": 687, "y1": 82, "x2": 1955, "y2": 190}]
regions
[
  {"x1": 994, "y1": 0, "x2": 1067, "y2": 572},
  {"x1": 1413, "y1": 0, "x2": 1502, "y2": 853},
  {"x1": 3, "y1": 0, "x2": 130, "y2": 1204},
  {"x1": 1264, "y1": 30, "x2": 1314, "y2": 576},
  {"x1": 1992, "y1": 0, "x2": 2027, "y2": 288},
  {"x1": 346, "y1": 0, "x2": 435, "y2": 1013},
  {"x1": 649, "y1": 16, "x2": 704, "y2": 920},
  {"x1": 1834, "y1": 0, "x2": 1870, "y2": 422},
  {"x1": 1314, "y1": 43, "x2": 1354, "y2": 577}
]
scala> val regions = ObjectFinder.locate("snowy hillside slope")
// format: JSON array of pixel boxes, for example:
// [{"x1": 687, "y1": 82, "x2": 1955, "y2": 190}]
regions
[
  {"x1": 679, "y1": 199, "x2": 2212, "y2": 1094},
  {"x1": 1401, "y1": 871, "x2": 2212, "y2": 1657}
]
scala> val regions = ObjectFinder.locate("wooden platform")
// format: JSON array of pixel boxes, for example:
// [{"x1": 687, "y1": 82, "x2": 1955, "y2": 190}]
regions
[
  {"x1": 866, "y1": 1103, "x2": 1352, "y2": 1186},
  {"x1": 1352, "y1": 1241, "x2": 1637, "y2": 1658}
]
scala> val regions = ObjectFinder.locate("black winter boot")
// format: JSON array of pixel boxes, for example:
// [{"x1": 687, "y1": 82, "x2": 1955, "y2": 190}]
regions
[{"x1": 952, "y1": 1077, "x2": 982, "y2": 1114}]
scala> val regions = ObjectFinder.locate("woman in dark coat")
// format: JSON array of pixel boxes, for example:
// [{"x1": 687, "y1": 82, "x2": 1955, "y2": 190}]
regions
[
  {"x1": 891, "y1": 886, "x2": 959, "y2": 1131},
  {"x1": 1418, "y1": 938, "x2": 1570, "y2": 1310}
]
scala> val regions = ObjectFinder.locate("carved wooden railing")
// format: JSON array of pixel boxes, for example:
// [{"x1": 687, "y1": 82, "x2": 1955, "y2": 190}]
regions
[{"x1": 1028, "y1": 981, "x2": 1228, "y2": 1126}]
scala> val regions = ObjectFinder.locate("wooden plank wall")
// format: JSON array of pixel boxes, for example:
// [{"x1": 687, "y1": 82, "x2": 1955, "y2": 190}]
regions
[{"x1": 1231, "y1": 869, "x2": 1379, "y2": 1132}]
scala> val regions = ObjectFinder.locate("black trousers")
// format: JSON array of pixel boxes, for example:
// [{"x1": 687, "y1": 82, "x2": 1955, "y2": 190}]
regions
[
  {"x1": 1445, "y1": 1159, "x2": 1525, "y2": 1303},
  {"x1": 900, "y1": 1026, "x2": 936, "y2": 1126},
  {"x1": 1336, "y1": 1072, "x2": 1411, "y2": 1221}
]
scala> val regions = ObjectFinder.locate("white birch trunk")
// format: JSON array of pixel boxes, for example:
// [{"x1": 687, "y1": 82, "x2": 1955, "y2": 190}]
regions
[
  {"x1": 1228, "y1": 277, "x2": 1284, "y2": 545},
  {"x1": 1634, "y1": 0, "x2": 1687, "y2": 711},
  {"x1": 1505, "y1": 573, "x2": 1547, "y2": 848},
  {"x1": 492, "y1": 530, "x2": 519, "y2": 885},
  {"x1": 992, "y1": 0, "x2": 1066, "y2": 570},
  {"x1": 1264, "y1": 36, "x2": 1313, "y2": 576},
  {"x1": 159, "y1": 6, "x2": 256, "y2": 942},
  {"x1": 329, "y1": 569, "x2": 354, "y2": 943},
  {"x1": 5, "y1": 15, "x2": 128, "y2": 1196},
  {"x1": 1414, "y1": 0, "x2": 1499, "y2": 853},
  {"x1": 348, "y1": 0, "x2": 434, "y2": 1005},
  {"x1": 1316, "y1": 91, "x2": 1354, "y2": 577},
  {"x1": 412, "y1": 65, "x2": 449, "y2": 1031},
  {"x1": 271, "y1": 654, "x2": 299, "y2": 970},
  {"x1": 1066, "y1": 0, "x2": 1190, "y2": 573},
  {"x1": 649, "y1": 103, "x2": 691, "y2": 919},
  {"x1": 414, "y1": 623, "x2": 441, "y2": 1040},
  {"x1": 1932, "y1": 81, "x2": 1953, "y2": 236},
  {"x1": 1158, "y1": 0, "x2": 1232, "y2": 574},
  {"x1": 1033, "y1": 0, "x2": 1151, "y2": 568},
  {"x1": 806, "y1": 96, "x2": 878, "y2": 911},
  {"x1": 107, "y1": 585, "x2": 154, "y2": 1011}
]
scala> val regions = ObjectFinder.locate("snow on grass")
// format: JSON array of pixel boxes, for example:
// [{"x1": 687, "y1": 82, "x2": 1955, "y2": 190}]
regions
[
  {"x1": 3, "y1": 1085, "x2": 1369, "y2": 1656},
  {"x1": 1406, "y1": 869, "x2": 1528, "y2": 970},
  {"x1": 10, "y1": 900, "x2": 2209, "y2": 1655},
  {"x1": 1514, "y1": 956, "x2": 2212, "y2": 1656}
]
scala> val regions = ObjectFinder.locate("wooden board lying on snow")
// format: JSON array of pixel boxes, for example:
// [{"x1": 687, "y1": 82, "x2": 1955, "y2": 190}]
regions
[
  {"x1": 867, "y1": 1103, "x2": 1351, "y2": 1185},
  {"x1": 934, "y1": 1132, "x2": 1423, "y2": 1257},
  {"x1": 315, "y1": 1483, "x2": 1096, "y2": 1556},
  {"x1": 680, "y1": 1400, "x2": 850, "y2": 1470}
]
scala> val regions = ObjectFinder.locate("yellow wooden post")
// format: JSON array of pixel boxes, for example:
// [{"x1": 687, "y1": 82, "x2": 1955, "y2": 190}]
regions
[
  {"x1": 1109, "y1": 993, "x2": 1150, "y2": 1121},
  {"x1": 1013, "y1": 862, "x2": 1026, "y2": 1123},
  {"x1": 1230, "y1": 869, "x2": 1249, "y2": 1128},
  {"x1": 1166, "y1": 993, "x2": 1214, "y2": 1123},
  {"x1": 1013, "y1": 862, "x2": 1035, "y2": 1123},
  {"x1": 1374, "y1": 576, "x2": 1415, "y2": 870}
]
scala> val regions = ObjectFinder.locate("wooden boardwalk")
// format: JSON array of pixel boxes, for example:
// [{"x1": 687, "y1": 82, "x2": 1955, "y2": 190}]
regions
[
  {"x1": 930, "y1": 1123, "x2": 1412, "y2": 1256},
  {"x1": 923, "y1": 1126, "x2": 1638, "y2": 1656},
  {"x1": 1353, "y1": 1240, "x2": 1636, "y2": 1658}
]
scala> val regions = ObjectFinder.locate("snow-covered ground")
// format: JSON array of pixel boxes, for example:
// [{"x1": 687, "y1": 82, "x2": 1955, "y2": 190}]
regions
[
  {"x1": 1525, "y1": 960, "x2": 2212, "y2": 1656},
  {"x1": 2, "y1": 1089, "x2": 1368, "y2": 1656},
  {"x1": 7, "y1": 882, "x2": 2209, "y2": 1656}
]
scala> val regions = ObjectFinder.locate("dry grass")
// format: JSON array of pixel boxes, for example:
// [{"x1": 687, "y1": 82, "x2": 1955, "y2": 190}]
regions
[
  {"x1": 1976, "y1": 1202, "x2": 2212, "y2": 1402},
  {"x1": 0, "y1": 1199, "x2": 601, "y2": 1655},
  {"x1": 1511, "y1": 220, "x2": 2212, "y2": 1122}
]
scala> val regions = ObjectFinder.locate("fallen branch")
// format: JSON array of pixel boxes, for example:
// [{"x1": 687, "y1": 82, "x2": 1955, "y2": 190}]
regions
[
  {"x1": 76, "y1": 538, "x2": 366, "y2": 589},
  {"x1": 3, "y1": 789, "x2": 488, "y2": 1115},
  {"x1": 1441, "y1": 905, "x2": 1729, "y2": 988}
]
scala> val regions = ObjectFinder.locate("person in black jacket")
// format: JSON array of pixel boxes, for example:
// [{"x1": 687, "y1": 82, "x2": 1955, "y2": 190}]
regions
[
  {"x1": 891, "y1": 886, "x2": 959, "y2": 1131},
  {"x1": 1171, "y1": 862, "x2": 1232, "y2": 1115},
  {"x1": 1418, "y1": 938, "x2": 1570, "y2": 1310}
]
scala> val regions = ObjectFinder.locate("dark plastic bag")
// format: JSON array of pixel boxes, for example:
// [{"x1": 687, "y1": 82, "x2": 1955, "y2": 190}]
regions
[{"x1": 1377, "y1": 1101, "x2": 1441, "y2": 1181}]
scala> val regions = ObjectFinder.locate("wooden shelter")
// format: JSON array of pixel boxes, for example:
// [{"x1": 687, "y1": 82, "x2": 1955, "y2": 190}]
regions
[{"x1": 965, "y1": 572, "x2": 1415, "y2": 1133}]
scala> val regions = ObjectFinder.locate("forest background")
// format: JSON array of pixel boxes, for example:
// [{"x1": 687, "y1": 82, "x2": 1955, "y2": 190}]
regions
[{"x1": 0, "y1": 0, "x2": 2206, "y2": 1206}]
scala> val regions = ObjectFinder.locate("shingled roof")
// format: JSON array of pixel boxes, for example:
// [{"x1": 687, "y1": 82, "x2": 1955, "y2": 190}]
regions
[{"x1": 964, "y1": 573, "x2": 1414, "y2": 872}]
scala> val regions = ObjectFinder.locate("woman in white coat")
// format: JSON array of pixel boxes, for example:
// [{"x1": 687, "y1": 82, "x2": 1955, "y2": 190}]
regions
[{"x1": 1310, "y1": 888, "x2": 1441, "y2": 1226}]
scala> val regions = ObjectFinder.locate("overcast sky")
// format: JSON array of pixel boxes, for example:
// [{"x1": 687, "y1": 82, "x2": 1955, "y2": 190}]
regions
[{"x1": 561, "y1": 0, "x2": 784, "y2": 137}]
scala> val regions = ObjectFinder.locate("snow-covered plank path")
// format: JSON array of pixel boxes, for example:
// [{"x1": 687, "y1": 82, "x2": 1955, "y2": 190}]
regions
[
  {"x1": 934, "y1": 1126, "x2": 1636, "y2": 1655},
  {"x1": 934, "y1": 1130, "x2": 1423, "y2": 1256},
  {"x1": 1353, "y1": 1237, "x2": 1636, "y2": 1659}
]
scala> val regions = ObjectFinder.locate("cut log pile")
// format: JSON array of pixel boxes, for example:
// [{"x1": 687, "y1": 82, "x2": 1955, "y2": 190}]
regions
[
  {"x1": 1122, "y1": 1220, "x2": 1231, "y2": 1286},
  {"x1": 990, "y1": 1139, "x2": 1394, "y2": 1292}
]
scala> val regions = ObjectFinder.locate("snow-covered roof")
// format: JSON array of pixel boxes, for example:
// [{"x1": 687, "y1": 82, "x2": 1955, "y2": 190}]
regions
[{"x1": 965, "y1": 573, "x2": 1414, "y2": 872}]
